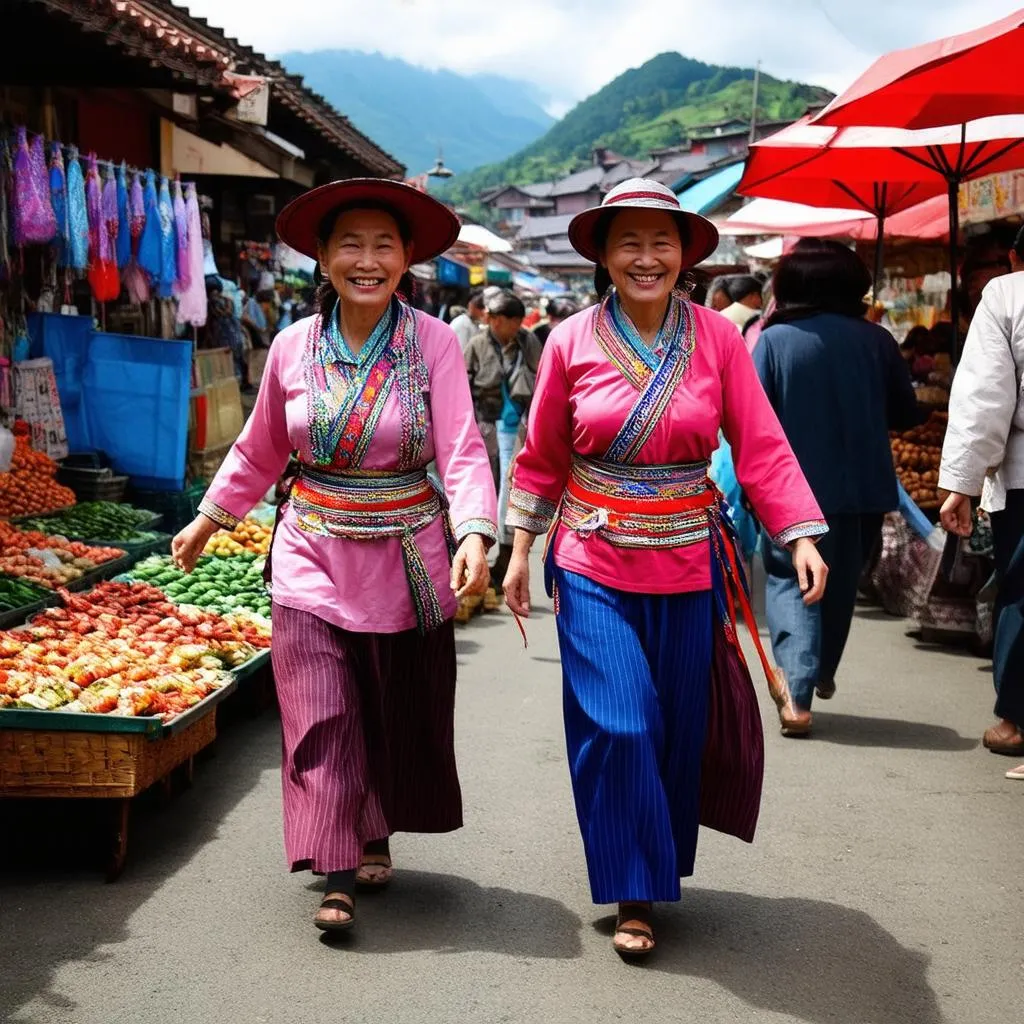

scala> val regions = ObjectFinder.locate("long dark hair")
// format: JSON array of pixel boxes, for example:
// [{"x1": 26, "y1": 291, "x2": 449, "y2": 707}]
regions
[
  {"x1": 314, "y1": 199, "x2": 418, "y2": 322},
  {"x1": 591, "y1": 209, "x2": 695, "y2": 298},
  {"x1": 765, "y1": 238, "x2": 871, "y2": 328}
]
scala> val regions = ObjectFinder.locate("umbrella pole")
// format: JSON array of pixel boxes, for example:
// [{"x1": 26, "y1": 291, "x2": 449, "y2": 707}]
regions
[
  {"x1": 873, "y1": 210, "x2": 886, "y2": 302},
  {"x1": 947, "y1": 178, "x2": 961, "y2": 362}
]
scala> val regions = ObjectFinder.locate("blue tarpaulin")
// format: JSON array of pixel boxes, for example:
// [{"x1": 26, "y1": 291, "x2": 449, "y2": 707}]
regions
[
  {"x1": 437, "y1": 256, "x2": 470, "y2": 286},
  {"x1": 676, "y1": 162, "x2": 745, "y2": 216}
]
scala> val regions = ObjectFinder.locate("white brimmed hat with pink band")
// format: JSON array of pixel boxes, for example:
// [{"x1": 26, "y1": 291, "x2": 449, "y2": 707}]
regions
[{"x1": 567, "y1": 177, "x2": 720, "y2": 268}]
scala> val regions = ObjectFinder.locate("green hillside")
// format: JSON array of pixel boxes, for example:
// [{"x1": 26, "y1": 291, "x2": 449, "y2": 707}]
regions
[{"x1": 444, "y1": 52, "x2": 832, "y2": 205}]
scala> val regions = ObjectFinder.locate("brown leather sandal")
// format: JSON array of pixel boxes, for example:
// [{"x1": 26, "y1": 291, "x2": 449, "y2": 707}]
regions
[
  {"x1": 769, "y1": 669, "x2": 813, "y2": 736},
  {"x1": 355, "y1": 854, "x2": 394, "y2": 890},
  {"x1": 314, "y1": 892, "x2": 355, "y2": 932},
  {"x1": 613, "y1": 902, "x2": 655, "y2": 960}
]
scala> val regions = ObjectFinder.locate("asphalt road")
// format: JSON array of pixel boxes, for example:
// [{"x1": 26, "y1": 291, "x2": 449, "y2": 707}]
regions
[{"x1": 1, "y1": 563, "x2": 1020, "y2": 1024}]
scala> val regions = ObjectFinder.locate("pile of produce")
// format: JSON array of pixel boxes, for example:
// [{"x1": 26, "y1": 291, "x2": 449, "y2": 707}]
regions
[
  {"x1": 0, "y1": 432, "x2": 76, "y2": 518},
  {"x1": 0, "y1": 521, "x2": 123, "y2": 589},
  {"x1": 204, "y1": 518, "x2": 271, "y2": 557},
  {"x1": 19, "y1": 501, "x2": 158, "y2": 543},
  {"x1": 891, "y1": 412, "x2": 947, "y2": 510},
  {"x1": 128, "y1": 554, "x2": 271, "y2": 619},
  {"x1": 0, "y1": 576, "x2": 51, "y2": 612},
  {"x1": 0, "y1": 581, "x2": 271, "y2": 719}
]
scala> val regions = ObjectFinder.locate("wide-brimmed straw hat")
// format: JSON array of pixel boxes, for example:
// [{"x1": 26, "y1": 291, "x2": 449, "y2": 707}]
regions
[
  {"x1": 568, "y1": 177, "x2": 719, "y2": 267},
  {"x1": 276, "y1": 178, "x2": 460, "y2": 264}
]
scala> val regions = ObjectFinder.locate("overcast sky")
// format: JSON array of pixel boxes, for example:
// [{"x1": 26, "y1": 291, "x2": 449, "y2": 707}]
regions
[{"x1": 187, "y1": 0, "x2": 1019, "y2": 116}]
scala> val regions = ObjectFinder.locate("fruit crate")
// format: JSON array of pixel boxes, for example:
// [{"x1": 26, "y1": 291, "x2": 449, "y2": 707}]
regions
[
  {"x1": 192, "y1": 348, "x2": 235, "y2": 389},
  {"x1": 125, "y1": 482, "x2": 204, "y2": 536},
  {"x1": 0, "y1": 682, "x2": 235, "y2": 878}
]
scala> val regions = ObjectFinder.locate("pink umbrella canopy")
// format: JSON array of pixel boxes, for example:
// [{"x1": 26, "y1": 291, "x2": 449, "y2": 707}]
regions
[{"x1": 814, "y1": 8, "x2": 1024, "y2": 130}]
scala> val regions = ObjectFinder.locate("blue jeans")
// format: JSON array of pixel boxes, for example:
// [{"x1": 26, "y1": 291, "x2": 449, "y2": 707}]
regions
[{"x1": 762, "y1": 513, "x2": 882, "y2": 710}]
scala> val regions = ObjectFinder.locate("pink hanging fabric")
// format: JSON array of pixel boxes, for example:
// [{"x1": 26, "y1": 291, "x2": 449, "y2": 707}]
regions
[
  {"x1": 12, "y1": 128, "x2": 57, "y2": 245},
  {"x1": 175, "y1": 183, "x2": 207, "y2": 327}
]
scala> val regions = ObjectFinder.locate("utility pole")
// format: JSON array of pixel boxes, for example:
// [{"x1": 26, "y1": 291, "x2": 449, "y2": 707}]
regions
[{"x1": 749, "y1": 60, "x2": 761, "y2": 143}]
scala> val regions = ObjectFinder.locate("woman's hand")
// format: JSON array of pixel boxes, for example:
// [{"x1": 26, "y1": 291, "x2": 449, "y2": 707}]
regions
[
  {"x1": 502, "y1": 552, "x2": 531, "y2": 618},
  {"x1": 792, "y1": 537, "x2": 828, "y2": 605},
  {"x1": 939, "y1": 491, "x2": 973, "y2": 537},
  {"x1": 172, "y1": 515, "x2": 221, "y2": 574},
  {"x1": 451, "y1": 535, "x2": 489, "y2": 599}
]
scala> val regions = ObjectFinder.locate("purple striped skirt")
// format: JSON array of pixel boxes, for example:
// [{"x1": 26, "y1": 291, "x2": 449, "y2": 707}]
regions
[{"x1": 271, "y1": 602, "x2": 462, "y2": 874}]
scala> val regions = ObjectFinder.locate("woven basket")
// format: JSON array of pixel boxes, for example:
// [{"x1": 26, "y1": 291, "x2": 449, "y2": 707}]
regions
[{"x1": 0, "y1": 712, "x2": 216, "y2": 798}]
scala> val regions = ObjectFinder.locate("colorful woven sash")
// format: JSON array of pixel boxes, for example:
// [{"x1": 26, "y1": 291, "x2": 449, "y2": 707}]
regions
[
  {"x1": 563, "y1": 456, "x2": 714, "y2": 549},
  {"x1": 291, "y1": 465, "x2": 455, "y2": 633}
]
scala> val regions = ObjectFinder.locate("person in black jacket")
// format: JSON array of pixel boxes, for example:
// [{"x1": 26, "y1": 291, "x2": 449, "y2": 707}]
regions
[{"x1": 753, "y1": 239, "x2": 920, "y2": 735}]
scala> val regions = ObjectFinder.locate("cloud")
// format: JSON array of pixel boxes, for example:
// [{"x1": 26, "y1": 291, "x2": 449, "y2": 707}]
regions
[{"x1": 186, "y1": 0, "x2": 1022, "y2": 110}]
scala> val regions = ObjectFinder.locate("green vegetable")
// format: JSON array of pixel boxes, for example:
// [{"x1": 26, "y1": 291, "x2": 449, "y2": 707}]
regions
[
  {"x1": 21, "y1": 502, "x2": 157, "y2": 543},
  {"x1": 125, "y1": 555, "x2": 271, "y2": 617}
]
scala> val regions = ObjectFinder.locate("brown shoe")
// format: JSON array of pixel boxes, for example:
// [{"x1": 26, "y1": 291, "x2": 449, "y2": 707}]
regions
[
  {"x1": 982, "y1": 721, "x2": 1024, "y2": 755},
  {"x1": 768, "y1": 669, "x2": 813, "y2": 737}
]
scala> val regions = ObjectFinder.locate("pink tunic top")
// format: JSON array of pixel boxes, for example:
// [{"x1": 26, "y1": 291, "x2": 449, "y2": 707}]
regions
[
  {"x1": 200, "y1": 313, "x2": 498, "y2": 633},
  {"x1": 509, "y1": 303, "x2": 825, "y2": 594}
]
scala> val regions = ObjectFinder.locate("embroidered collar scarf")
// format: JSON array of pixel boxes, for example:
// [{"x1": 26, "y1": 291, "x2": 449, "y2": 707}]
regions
[
  {"x1": 594, "y1": 287, "x2": 696, "y2": 464},
  {"x1": 305, "y1": 296, "x2": 429, "y2": 470}
]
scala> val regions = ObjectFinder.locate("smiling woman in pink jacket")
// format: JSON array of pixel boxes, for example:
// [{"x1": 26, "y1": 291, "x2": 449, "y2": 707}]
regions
[
  {"x1": 503, "y1": 179, "x2": 828, "y2": 959},
  {"x1": 172, "y1": 179, "x2": 497, "y2": 935}
]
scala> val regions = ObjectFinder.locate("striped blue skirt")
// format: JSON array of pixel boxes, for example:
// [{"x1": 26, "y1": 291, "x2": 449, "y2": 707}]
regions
[{"x1": 554, "y1": 565, "x2": 713, "y2": 904}]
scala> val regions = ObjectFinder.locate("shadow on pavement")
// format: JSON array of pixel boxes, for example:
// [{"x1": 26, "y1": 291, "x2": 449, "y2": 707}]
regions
[
  {"x1": 600, "y1": 888, "x2": 943, "y2": 1024},
  {"x1": 0, "y1": 706, "x2": 280, "y2": 1023},
  {"x1": 308, "y1": 869, "x2": 583, "y2": 960},
  {"x1": 810, "y1": 712, "x2": 977, "y2": 751}
]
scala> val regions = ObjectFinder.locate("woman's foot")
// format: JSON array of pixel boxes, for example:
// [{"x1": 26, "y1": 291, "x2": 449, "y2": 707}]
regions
[
  {"x1": 314, "y1": 891, "x2": 354, "y2": 932},
  {"x1": 769, "y1": 669, "x2": 813, "y2": 736},
  {"x1": 983, "y1": 719, "x2": 1024, "y2": 755},
  {"x1": 613, "y1": 902, "x2": 655, "y2": 959},
  {"x1": 356, "y1": 839, "x2": 393, "y2": 889}
]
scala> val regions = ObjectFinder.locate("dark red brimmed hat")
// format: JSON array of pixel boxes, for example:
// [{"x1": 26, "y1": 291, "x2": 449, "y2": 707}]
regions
[
  {"x1": 276, "y1": 178, "x2": 461, "y2": 264},
  {"x1": 568, "y1": 177, "x2": 719, "y2": 267}
]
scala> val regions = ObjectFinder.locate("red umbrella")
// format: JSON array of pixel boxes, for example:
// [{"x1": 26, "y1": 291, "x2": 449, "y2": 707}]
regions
[
  {"x1": 739, "y1": 115, "x2": 1024, "y2": 348},
  {"x1": 814, "y1": 9, "x2": 1024, "y2": 130}
]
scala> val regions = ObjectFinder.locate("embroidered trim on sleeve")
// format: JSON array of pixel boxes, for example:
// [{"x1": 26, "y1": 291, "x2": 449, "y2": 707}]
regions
[
  {"x1": 773, "y1": 519, "x2": 829, "y2": 548},
  {"x1": 455, "y1": 518, "x2": 499, "y2": 545},
  {"x1": 507, "y1": 487, "x2": 559, "y2": 534},
  {"x1": 198, "y1": 498, "x2": 241, "y2": 531}
]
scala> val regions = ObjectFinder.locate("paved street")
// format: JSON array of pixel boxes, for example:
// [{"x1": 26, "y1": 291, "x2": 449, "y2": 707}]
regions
[{"x1": 1, "y1": 561, "x2": 1020, "y2": 1024}]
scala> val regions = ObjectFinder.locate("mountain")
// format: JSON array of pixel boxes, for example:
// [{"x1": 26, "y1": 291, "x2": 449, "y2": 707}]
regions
[
  {"x1": 445, "y1": 52, "x2": 833, "y2": 203},
  {"x1": 275, "y1": 50, "x2": 554, "y2": 175}
]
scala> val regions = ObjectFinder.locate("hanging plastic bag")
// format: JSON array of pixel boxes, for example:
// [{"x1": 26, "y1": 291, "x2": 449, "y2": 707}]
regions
[
  {"x1": 129, "y1": 171, "x2": 145, "y2": 257},
  {"x1": 137, "y1": 169, "x2": 162, "y2": 281},
  {"x1": 157, "y1": 175, "x2": 176, "y2": 299},
  {"x1": 85, "y1": 154, "x2": 118, "y2": 302},
  {"x1": 115, "y1": 162, "x2": 131, "y2": 269},
  {"x1": 172, "y1": 178, "x2": 190, "y2": 294},
  {"x1": 49, "y1": 144, "x2": 68, "y2": 267},
  {"x1": 65, "y1": 148, "x2": 89, "y2": 271},
  {"x1": 176, "y1": 182, "x2": 207, "y2": 327},
  {"x1": 12, "y1": 127, "x2": 56, "y2": 245}
]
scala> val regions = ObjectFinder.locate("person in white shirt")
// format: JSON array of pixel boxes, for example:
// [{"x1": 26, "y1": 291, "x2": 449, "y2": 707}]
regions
[
  {"x1": 449, "y1": 289, "x2": 487, "y2": 351},
  {"x1": 719, "y1": 275, "x2": 764, "y2": 331},
  {"x1": 939, "y1": 227, "x2": 1024, "y2": 778}
]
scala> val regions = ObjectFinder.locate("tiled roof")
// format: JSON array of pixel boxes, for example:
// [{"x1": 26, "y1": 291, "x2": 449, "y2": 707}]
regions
[
  {"x1": 516, "y1": 213, "x2": 576, "y2": 240},
  {"x1": 550, "y1": 165, "x2": 604, "y2": 197},
  {"x1": 36, "y1": 0, "x2": 403, "y2": 176}
]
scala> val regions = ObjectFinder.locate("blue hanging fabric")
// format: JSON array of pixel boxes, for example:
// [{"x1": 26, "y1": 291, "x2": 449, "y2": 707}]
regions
[
  {"x1": 65, "y1": 147, "x2": 89, "y2": 271},
  {"x1": 115, "y1": 162, "x2": 131, "y2": 269},
  {"x1": 157, "y1": 175, "x2": 177, "y2": 298},
  {"x1": 137, "y1": 169, "x2": 162, "y2": 281},
  {"x1": 49, "y1": 144, "x2": 68, "y2": 267}
]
